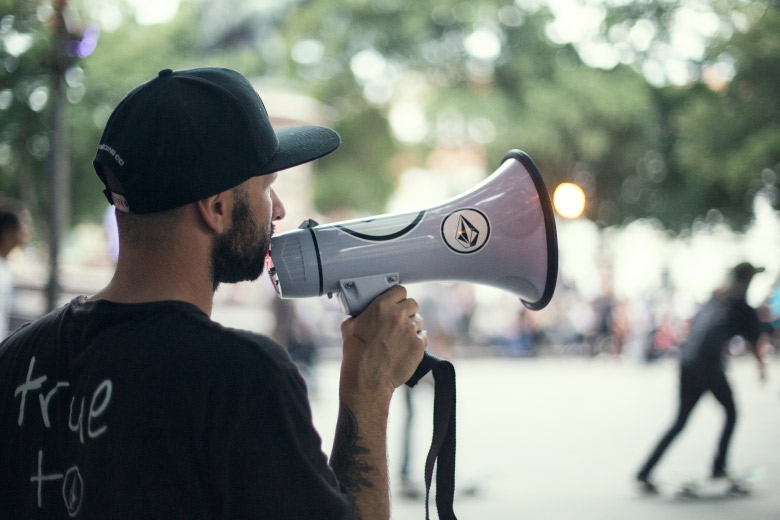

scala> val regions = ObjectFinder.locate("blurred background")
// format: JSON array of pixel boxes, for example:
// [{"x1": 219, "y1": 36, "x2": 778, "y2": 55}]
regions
[{"x1": 0, "y1": 0, "x2": 779, "y2": 517}]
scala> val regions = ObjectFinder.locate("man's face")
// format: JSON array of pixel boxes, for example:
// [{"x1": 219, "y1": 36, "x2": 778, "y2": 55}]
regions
[{"x1": 210, "y1": 177, "x2": 278, "y2": 290}]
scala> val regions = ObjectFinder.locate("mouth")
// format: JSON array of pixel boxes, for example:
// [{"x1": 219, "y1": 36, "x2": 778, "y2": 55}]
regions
[{"x1": 266, "y1": 250, "x2": 281, "y2": 295}]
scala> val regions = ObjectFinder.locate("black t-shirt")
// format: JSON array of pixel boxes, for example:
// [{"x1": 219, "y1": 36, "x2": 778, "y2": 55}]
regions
[
  {"x1": 680, "y1": 294, "x2": 763, "y2": 373},
  {"x1": 0, "y1": 297, "x2": 355, "y2": 519}
]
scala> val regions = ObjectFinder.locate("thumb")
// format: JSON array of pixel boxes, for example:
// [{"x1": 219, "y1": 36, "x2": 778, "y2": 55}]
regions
[{"x1": 340, "y1": 316, "x2": 357, "y2": 339}]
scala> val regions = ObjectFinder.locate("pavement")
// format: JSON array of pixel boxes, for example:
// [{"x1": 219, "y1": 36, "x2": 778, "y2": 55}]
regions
[{"x1": 306, "y1": 354, "x2": 780, "y2": 520}]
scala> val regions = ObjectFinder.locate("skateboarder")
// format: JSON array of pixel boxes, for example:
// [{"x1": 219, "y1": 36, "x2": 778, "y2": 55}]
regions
[{"x1": 635, "y1": 262, "x2": 770, "y2": 494}]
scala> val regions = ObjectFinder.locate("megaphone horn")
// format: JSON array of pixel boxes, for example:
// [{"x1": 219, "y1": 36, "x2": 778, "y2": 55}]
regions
[{"x1": 268, "y1": 149, "x2": 558, "y2": 316}]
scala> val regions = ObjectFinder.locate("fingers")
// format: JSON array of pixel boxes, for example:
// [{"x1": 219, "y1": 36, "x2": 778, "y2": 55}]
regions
[
  {"x1": 340, "y1": 285, "x2": 428, "y2": 391},
  {"x1": 410, "y1": 312, "x2": 423, "y2": 333},
  {"x1": 350, "y1": 285, "x2": 420, "y2": 341},
  {"x1": 379, "y1": 285, "x2": 418, "y2": 316}
]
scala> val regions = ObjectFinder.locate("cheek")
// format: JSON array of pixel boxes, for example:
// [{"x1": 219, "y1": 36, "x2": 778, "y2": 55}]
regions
[{"x1": 249, "y1": 182, "x2": 273, "y2": 220}]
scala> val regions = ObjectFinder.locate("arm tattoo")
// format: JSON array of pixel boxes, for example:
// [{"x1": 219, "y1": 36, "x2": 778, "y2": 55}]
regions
[{"x1": 330, "y1": 403, "x2": 375, "y2": 494}]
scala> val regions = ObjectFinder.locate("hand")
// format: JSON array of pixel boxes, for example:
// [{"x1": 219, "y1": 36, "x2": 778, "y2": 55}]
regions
[{"x1": 339, "y1": 285, "x2": 427, "y2": 398}]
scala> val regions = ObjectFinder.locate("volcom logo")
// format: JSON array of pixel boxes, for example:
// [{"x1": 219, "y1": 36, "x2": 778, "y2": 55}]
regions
[
  {"x1": 441, "y1": 208, "x2": 490, "y2": 254},
  {"x1": 455, "y1": 215, "x2": 480, "y2": 247}
]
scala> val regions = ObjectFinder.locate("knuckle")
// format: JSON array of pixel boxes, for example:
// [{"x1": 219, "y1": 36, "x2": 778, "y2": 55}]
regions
[{"x1": 392, "y1": 310, "x2": 406, "y2": 327}]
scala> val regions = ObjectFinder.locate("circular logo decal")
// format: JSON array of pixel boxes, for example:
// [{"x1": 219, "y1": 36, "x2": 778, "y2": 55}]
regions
[
  {"x1": 440, "y1": 208, "x2": 490, "y2": 254},
  {"x1": 62, "y1": 466, "x2": 84, "y2": 517}
]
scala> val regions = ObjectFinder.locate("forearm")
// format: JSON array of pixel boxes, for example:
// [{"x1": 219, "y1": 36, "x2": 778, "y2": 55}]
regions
[
  {"x1": 330, "y1": 396, "x2": 392, "y2": 520},
  {"x1": 330, "y1": 285, "x2": 427, "y2": 518},
  {"x1": 753, "y1": 333, "x2": 770, "y2": 379}
]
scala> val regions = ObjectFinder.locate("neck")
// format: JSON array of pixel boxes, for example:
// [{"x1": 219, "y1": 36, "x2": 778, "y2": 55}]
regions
[
  {"x1": 91, "y1": 211, "x2": 216, "y2": 316},
  {"x1": 94, "y1": 256, "x2": 214, "y2": 316}
]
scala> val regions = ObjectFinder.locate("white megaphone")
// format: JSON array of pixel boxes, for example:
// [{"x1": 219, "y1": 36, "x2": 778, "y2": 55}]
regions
[{"x1": 267, "y1": 150, "x2": 558, "y2": 316}]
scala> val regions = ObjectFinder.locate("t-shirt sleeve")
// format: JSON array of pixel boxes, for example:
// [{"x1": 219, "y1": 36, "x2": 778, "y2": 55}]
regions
[{"x1": 210, "y1": 343, "x2": 356, "y2": 520}]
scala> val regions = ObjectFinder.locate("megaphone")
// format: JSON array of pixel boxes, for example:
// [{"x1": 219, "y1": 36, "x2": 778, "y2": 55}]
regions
[{"x1": 267, "y1": 149, "x2": 558, "y2": 316}]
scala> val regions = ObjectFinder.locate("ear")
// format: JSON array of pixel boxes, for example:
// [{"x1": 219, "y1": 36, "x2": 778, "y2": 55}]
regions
[{"x1": 196, "y1": 192, "x2": 229, "y2": 234}]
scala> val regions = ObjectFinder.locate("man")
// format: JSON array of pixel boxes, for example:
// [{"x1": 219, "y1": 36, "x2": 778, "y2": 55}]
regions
[
  {"x1": 635, "y1": 261, "x2": 769, "y2": 493},
  {"x1": 0, "y1": 68, "x2": 427, "y2": 519}
]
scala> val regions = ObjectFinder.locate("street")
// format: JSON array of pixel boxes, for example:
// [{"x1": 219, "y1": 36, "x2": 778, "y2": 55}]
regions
[{"x1": 307, "y1": 354, "x2": 780, "y2": 520}]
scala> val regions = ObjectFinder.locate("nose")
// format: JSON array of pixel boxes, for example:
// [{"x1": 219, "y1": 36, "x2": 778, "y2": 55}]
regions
[{"x1": 271, "y1": 189, "x2": 286, "y2": 221}]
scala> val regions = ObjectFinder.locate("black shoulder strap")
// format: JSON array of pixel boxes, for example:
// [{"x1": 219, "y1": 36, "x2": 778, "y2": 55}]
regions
[{"x1": 405, "y1": 352, "x2": 457, "y2": 520}]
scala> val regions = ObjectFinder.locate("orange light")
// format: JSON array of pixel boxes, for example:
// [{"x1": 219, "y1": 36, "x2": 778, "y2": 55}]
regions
[{"x1": 553, "y1": 182, "x2": 586, "y2": 219}]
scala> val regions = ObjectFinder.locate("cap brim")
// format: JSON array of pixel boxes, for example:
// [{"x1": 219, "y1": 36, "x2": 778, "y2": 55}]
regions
[{"x1": 260, "y1": 125, "x2": 341, "y2": 175}]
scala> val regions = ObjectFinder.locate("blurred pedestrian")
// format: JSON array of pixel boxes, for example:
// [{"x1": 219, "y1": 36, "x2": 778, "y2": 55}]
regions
[
  {"x1": 764, "y1": 281, "x2": 780, "y2": 350},
  {"x1": 0, "y1": 199, "x2": 29, "y2": 339},
  {"x1": 635, "y1": 262, "x2": 770, "y2": 493},
  {"x1": 398, "y1": 384, "x2": 423, "y2": 499},
  {"x1": 271, "y1": 297, "x2": 320, "y2": 392},
  {"x1": 590, "y1": 286, "x2": 616, "y2": 356}
]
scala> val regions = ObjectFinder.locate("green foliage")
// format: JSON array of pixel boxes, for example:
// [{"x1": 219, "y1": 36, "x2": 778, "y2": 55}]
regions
[
  {"x1": 0, "y1": 0, "x2": 777, "y2": 235},
  {"x1": 666, "y1": 5, "x2": 780, "y2": 228},
  {"x1": 0, "y1": 1, "x2": 52, "y2": 226},
  {"x1": 314, "y1": 107, "x2": 397, "y2": 215},
  {"x1": 280, "y1": 0, "x2": 695, "y2": 227}
]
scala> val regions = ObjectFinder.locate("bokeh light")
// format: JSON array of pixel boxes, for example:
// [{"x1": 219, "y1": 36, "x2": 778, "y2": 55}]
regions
[{"x1": 553, "y1": 182, "x2": 586, "y2": 219}]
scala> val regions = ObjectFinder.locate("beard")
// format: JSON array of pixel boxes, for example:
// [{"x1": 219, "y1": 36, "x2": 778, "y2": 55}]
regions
[{"x1": 210, "y1": 189, "x2": 272, "y2": 292}]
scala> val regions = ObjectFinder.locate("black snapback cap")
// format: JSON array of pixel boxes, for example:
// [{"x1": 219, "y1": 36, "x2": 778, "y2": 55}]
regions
[{"x1": 93, "y1": 67, "x2": 340, "y2": 214}]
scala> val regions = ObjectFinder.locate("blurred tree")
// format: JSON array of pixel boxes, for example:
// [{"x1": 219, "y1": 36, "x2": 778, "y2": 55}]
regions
[
  {"x1": 0, "y1": 0, "x2": 777, "y2": 232},
  {"x1": 1, "y1": 0, "x2": 226, "y2": 227},
  {"x1": 281, "y1": 1, "x2": 663, "y2": 223},
  {"x1": 599, "y1": 0, "x2": 780, "y2": 228},
  {"x1": 0, "y1": 0, "x2": 54, "y2": 229},
  {"x1": 671, "y1": 5, "x2": 780, "y2": 228},
  {"x1": 308, "y1": 0, "x2": 778, "y2": 228}
]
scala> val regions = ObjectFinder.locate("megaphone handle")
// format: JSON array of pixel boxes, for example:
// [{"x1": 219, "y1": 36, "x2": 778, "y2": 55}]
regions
[
  {"x1": 405, "y1": 351, "x2": 441, "y2": 387},
  {"x1": 339, "y1": 273, "x2": 400, "y2": 316}
]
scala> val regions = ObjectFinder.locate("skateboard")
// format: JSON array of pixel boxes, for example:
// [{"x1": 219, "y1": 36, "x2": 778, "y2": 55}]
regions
[{"x1": 672, "y1": 467, "x2": 763, "y2": 499}]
